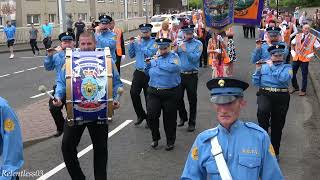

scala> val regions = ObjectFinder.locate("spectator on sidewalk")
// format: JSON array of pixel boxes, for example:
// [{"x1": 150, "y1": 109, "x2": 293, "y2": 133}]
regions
[
  {"x1": 42, "y1": 20, "x2": 53, "y2": 50},
  {"x1": 74, "y1": 17, "x2": 86, "y2": 47},
  {"x1": 66, "y1": 15, "x2": 73, "y2": 32},
  {"x1": 299, "y1": 11, "x2": 308, "y2": 27},
  {"x1": 110, "y1": 20, "x2": 125, "y2": 74},
  {"x1": 4, "y1": 20, "x2": 16, "y2": 59},
  {"x1": 0, "y1": 97, "x2": 24, "y2": 180},
  {"x1": 29, "y1": 23, "x2": 40, "y2": 56},
  {"x1": 294, "y1": 7, "x2": 300, "y2": 26},
  {"x1": 312, "y1": 9, "x2": 320, "y2": 31}
]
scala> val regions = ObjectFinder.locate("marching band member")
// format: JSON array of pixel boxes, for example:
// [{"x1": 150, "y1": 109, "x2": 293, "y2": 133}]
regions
[
  {"x1": 290, "y1": 24, "x2": 320, "y2": 96},
  {"x1": 129, "y1": 24, "x2": 158, "y2": 126},
  {"x1": 44, "y1": 32, "x2": 75, "y2": 137},
  {"x1": 95, "y1": 15, "x2": 117, "y2": 62},
  {"x1": 174, "y1": 25, "x2": 203, "y2": 132},
  {"x1": 145, "y1": 38, "x2": 181, "y2": 151},
  {"x1": 207, "y1": 32, "x2": 232, "y2": 78},
  {"x1": 0, "y1": 97, "x2": 23, "y2": 180},
  {"x1": 251, "y1": 26, "x2": 289, "y2": 64},
  {"x1": 252, "y1": 44, "x2": 292, "y2": 161},
  {"x1": 53, "y1": 31, "x2": 123, "y2": 180},
  {"x1": 181, "y1": 78, "x2": 284, "y2": 180}
]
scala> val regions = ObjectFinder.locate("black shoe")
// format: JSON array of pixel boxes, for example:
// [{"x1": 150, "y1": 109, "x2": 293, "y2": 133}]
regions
[
  {"x1": 177, "y1": 120, "x2": 186, "y2": 127},
  {"x1": 134, "y1": 117, "x2": 145, "y2": 126},
  {"x1": 151, "y1": 141, "x2": 158, "y2": 148},
  {"x1": 53, "y1": 130, "x2": 63, "y2": 137},
  {"x1": 187, "y1": 125, "x2": 195, "y2": 132},
  {"x1": 165, "y1": 144, "x2": 174, "y2": 151}
]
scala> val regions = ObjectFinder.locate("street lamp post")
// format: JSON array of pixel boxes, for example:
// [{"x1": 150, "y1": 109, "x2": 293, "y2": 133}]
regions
[
  {"x1": 57, "y1": 0, "x2": 66, "y2": 33},
  {"x1": 276, "y1": 0, "x2": 279, "y2": 19}
]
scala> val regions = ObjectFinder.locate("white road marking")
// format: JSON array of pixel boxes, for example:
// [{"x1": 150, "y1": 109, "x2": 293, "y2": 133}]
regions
[
  {"x1": 13, "y1": 70, "x2": 25, "y2": 74},
  {"x1": 19, "y1": 56, "x2": 46, "y2": 59},
  {"x1": 39, "y1": 65, "x2": 44, "y2": 68},
  {"x1": 120, "y1": 60, "x2": 135, "y2": 68},
  {"x1": 0, "y1": 74, "x2": 10, "y2": 78},
  {"x1": 36, "y1": 120, "x2": 133, "y2": 180},
  {"x1": 26, "y1": 67, "x2": 38, "y2": 71},
  {"x1": 121, "y1": 78, "x2": 132, "y2": 85},
  {"x1": 30, "y1": 90, "x2": 53, "y2": 99}
]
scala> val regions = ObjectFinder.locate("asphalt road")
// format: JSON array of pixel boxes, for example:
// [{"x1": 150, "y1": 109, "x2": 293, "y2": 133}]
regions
[{"x1": 1, "y1": 26, "x2": 320, "y2": 180}]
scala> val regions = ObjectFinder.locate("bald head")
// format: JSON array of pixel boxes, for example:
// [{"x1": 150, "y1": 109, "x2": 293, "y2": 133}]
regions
[{"x1": 302, "y1": 24, "x2": 310, "y2": 35}]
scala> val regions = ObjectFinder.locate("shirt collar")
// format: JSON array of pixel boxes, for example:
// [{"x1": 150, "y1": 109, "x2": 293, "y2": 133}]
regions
[{"x1": 218, "y1": 120, "x2": 242, "y2": 134}]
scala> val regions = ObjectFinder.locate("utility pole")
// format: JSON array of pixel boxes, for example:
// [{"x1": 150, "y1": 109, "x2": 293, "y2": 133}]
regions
[
  {"x1": 57, "y1": 0, "x2": 66, "y2": 33},
  {"x1": 125, "y1": 0, "x2": 128, "y2": 20}
]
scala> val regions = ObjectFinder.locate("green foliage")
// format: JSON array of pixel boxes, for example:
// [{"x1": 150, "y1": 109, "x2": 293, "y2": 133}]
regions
[
  {"x1": 189, "y1": 0, "x2": 204, "y2": 9},
  {"x1": 270, "y1": 0, "x2": 320, "y2": 8}
]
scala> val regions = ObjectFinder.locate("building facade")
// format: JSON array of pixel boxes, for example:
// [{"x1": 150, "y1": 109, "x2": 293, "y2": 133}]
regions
[
  {"x1": 153, "y1": 0, "x2": 184, "y2": 15},
  {"x1": 15, "y1": 0, "x2": 153, "y2": 27}
]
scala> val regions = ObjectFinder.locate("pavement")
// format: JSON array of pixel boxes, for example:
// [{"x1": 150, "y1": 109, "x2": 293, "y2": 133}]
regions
[{"x1": 1, "y1": 26, "x2": 320, "y2": 179}]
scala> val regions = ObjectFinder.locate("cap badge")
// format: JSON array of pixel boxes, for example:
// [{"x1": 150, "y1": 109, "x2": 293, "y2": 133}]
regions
[
  {"x1": 276, "y1": 45, "x2": 279, "y2": 48},
  {"x1": 160, "y1": 39, "x2": 163, "y2": 42},
  {"x1": 218, "y1": 79, "x2": 225, "y2": 87},
  {"x1": 272, "y1": 27, "x2": 275, "y2": 30}
]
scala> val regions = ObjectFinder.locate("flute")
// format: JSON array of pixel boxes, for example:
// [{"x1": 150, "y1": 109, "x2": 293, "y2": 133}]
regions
[{"x1": 145, "y1": 55, "x2": 162, "y2": 62}]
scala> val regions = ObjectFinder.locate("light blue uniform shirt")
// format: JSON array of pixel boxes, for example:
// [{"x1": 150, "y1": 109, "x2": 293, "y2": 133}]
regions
[
  {"x1": 145, "y1": 52, "x2": 181, "y2": 89},
  {"x1": 252, "y1": 62, "x2": 292, "y2": 88},
  {"x1": 3, "y1": 26, "x2": 16, "y2": 40},
  {"x1": 54, "y1": 60, "x2": 123, "y2": 100},
  {"x1": 44, "y1": 51, "x2": 66, "y2": 83},
  {"x1": 251, "y1": 42, "x2": 289, "y2": 64},
  {"x1": 41, "y1": 24, "x2": 52, "y2": 38},
  {"x1": 176, "y1": 38, "x2": 203, "y2": 72},
  {"x1": 96, "y1": 31, "x2": 117, "y2": 62},
  {"x1": 0, "y1": 97, "x2": 24, "y2": 180},
  {"x1": 128, "y1": 38, "x2": 157, "y2": 71},
  {"x1": 181, "y1": 120, "x2": 284, "y2": 180}
]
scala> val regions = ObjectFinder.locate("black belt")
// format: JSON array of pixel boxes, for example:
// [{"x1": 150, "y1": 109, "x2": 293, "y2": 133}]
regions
[
  {"x1": 181, "y1": 71, "x2": 198, "y2": 75},
  {"x1": 260, "y1": 87, "x2": 289, "y2": 93},
  {"x1": 150, "y1": 86, "x2": 177, "y2": 91}
]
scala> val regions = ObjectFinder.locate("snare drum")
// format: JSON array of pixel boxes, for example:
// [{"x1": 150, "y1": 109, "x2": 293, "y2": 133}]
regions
[{"x1": 65, "y1": 47, "x2": 113, "y2": 125}]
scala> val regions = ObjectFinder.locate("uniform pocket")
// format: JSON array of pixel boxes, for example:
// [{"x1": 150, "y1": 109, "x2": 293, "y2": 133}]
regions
[{"x1": 238, "y1": 154, "x2": 261, "y2": 180}]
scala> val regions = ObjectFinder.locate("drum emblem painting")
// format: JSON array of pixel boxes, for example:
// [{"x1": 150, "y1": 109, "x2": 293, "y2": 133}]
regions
[{"x1": 65, "y1": 49, "x2": 113, "y2": 124}]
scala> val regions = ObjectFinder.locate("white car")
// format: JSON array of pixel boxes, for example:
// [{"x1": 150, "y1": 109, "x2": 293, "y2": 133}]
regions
[{"x1": 150, "y1": 15, "x2": 177, "y2": 37}]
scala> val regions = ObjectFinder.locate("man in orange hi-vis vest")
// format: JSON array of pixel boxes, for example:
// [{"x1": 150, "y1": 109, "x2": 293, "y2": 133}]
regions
[
  {"x1": 290, "y1": 24, "x2": 320, "y2": 96},
  {"x1": 110, "y1": 20, "x2": 126, "y2": 74}
]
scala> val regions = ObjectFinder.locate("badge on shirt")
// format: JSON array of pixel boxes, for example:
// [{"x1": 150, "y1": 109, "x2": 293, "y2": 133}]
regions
[
  {"x1": 154, "y1": 43, "x2": 158, "y2": 48},
  {"x1": 112, "y1": 36, "x2": 117, "y2": 41},
  {"x1": 173, "y1": 58, "x2": 179, "y2": 65},
  {"x1": 4, "y1": 119, "x2": 15, "y2": 132},
  {"x1": 269, "y1": 144, "x2": 276, "y2": 156},
  {"x1": 191, "y1": 146, "x2": 198, "y2": 160},
  {"x1": 289, "y1": 69, "x2": 293, "y2": 75}
]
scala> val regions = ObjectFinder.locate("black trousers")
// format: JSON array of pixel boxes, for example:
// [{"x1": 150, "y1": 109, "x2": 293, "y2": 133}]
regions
[
  {"x1": 115, "y1": 55, "x2": 121, "y2": 74},
  {"x1": 257, "y1": 90, "x2": 290, "y2": 155},
  {"x1": 75, "y1": 32, "x2": 82, "y2": 48},
  {"x1": 30, "y1": 39, "x2": 39, "y2": 54},
  {"x1": 147, "y1": 86, "x2": 180, "y2": 145},
  {"x1": 249, "y1": 26, "x2": 256, "y2": 38},
  {"x1": 199, "y1": 38, "x2": 207, "y2": 67},
  {"x1": 62, "y1": 122, "x2": 108, "y2": 180},
  {"x1": 130, "y1": 70, "x2": 149, "y2": 119},
  {"x1": 178, "y1": 74, "x2": 198, "y2": 126},
  {"x1": 243, "y1": 26, "x2": 249, "y2": 38},
  {"x1": 291, "y1": 60, "x2": 309, "y2": 92},
  {"x1": 49, "y1": 85, "x2": 65, "y2": 132}
]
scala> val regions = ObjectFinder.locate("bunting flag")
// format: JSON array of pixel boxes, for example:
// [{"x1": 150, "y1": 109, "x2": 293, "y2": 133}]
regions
[
  {"x1": 203, "y1": 0, "x2": 234, "y2": 32},
  {"x1": 234, "y1": 0, "x2": 264, "y2": 25}
]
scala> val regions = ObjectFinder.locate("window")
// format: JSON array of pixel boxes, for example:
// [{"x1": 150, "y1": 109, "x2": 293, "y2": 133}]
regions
[
  {"x1": 120, "y1": 0, "x2": 123, "y2": 4},
  {"x1": 49, "y1": 14, "x2": 56, "y2": 23},
  {"x1": 133, "y1": 0, "x2": 137, "y2": 4},
  {"x1": 143, "y1": 0, "x2": 146, "y2": 5},
  {"x1": 97, "y1": 0, "x2": 105, "y2": 2},
  {"x1": 78, "y1": 13, "x2": 88, "y2": 22},
  {"x1": 27, "y1": 14, "x2": 40, "y2": 25},
  {"x1": 0, "y1": 17, "x2": 3, "y2": 26},
  {"x1": 109, "y1": 0, "x2": 113, "y2": 2},
  {"x1": 134, "y1": 12, "x2": 138, "y2": 17}
]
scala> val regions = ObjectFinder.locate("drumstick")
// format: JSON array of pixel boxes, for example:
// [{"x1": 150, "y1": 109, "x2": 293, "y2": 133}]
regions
[
  {"x1": 38, "y1": 85, "x2": 56, "y2": 101},
  {"x1": 114, "y1": 87, "x2": 124, "y2": 102}
]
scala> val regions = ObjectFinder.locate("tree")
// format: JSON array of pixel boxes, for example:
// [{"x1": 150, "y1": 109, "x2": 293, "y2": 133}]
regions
[
  {"x1": 1, "y1": 2, "x2": 16, "y2": 20},
  {"x1": 189, "y1": 0, "x2": 203, "y2": 10}
]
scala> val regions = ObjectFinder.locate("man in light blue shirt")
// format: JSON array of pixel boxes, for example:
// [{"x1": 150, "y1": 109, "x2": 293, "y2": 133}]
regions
[
  {"x1": 3, "y1": 20, "x2": 16, "y2": 59},
  {"x1": 42, "y1": 20, "x2": 53, "y2": 49},
  {"x1": 181, "y1": 78, "x2": 284, "y2": 180},
  {"x1": 0, "y1": 97, "x2": 24, "y2": 180}
]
